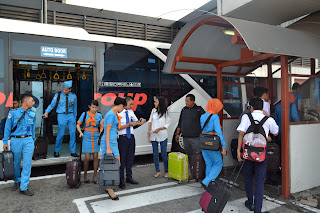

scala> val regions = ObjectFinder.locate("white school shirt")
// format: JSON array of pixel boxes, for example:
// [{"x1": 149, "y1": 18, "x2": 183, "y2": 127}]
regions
[
  {"x1": 118, "y1": 109, "x2": 138, "y2": 135},
  {"x1": 237, "y1": 110, "x2": 279, "y2": 138},
  {"x1": 148, "y1": 108, "x2": 171, "y2": 142},
  {"x1": 263, "y1": 100, "x2": 271, "y2": 117}
]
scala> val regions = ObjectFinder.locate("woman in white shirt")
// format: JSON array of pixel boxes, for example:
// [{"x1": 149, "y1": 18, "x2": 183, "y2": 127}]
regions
[{"x1": 148, "y1": 96, "x2": 171, "y2": 178}]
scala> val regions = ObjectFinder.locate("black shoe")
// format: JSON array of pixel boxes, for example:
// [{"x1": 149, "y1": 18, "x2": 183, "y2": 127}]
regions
[
  {"x1": 54, "y1": 152, "x2": 60, "y2": 157},
  {"x1": 71, "y1": 153, "x2": 79, "y2": 157},
  {"x1": 12, "y1": 182, "x2": 20, "y2": 191},
  {"x1": 20, "y1": 189, "x2": 34, "y2": 196},
  {"x1": 126, "y1": 179, "x2": 139, "y2": 184},
  {"x1": 105, "y1": 190, "x2": 119, "y2": 201},
  {"x1": 119, "y1": 182, "x2": 126, "y2": 189},
  {"x1": 245, "y1": 200, "x2": 254, "y2": 211},
  {"x1": 84, "y1": 180, "x2": 90, "y2": 184}
]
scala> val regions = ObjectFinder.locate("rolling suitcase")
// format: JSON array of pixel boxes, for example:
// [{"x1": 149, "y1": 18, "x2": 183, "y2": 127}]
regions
[
  {"x1": 230, "y1": 139, "x2": 238, "y2": 160},
  {"x1": 66, "y1": 137, "x2": 82, "y2": 188},
  {"x1": 33, "y1": 119, "x2": 48, "y2": 160},
  {"x1": 66, "y1": 159, "x2": 81, "y2": 188},
  {"x1": 0, "y1": 151, "x2": 14, "y2": 181},
  {"x1": 266, "y1": 142, "x2": 281, "y2": 171},
  {"x1": 98, "y1": 155, "x2": 120, "y2": 190},
  {"x1": 168, "y1": 152, "x2": 189, "y2": 183},
  {"x1": 191, "y1": 152, "x2": 205, "y2": 181},
  {"x1": 200, "y1": 161, "x2": 245, "y2": 213}
]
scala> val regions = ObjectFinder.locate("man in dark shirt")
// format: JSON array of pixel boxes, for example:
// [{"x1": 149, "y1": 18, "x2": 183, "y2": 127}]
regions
[{"x1": 175, "y1": 94, "x2": 205, "y2": 179}]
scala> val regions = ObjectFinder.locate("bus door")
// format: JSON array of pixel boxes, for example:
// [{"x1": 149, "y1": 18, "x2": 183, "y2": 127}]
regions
[{"x1": 13, "y1": 60, "x2": 93, "y2": 158}]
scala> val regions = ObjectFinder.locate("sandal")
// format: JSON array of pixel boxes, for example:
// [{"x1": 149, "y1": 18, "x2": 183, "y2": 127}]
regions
[
  {"x1": 154, "y1": 172, "x2": 161, "y2": 178},
  {"x1": 164, "y1": 173, "x2": 169, "y2": 178}
]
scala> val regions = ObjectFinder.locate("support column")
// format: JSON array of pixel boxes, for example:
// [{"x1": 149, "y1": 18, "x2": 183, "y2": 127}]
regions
[
  {"x1": 267, "y1": 58, "x2": 273, "y2": 106},
  {"x1": 217, "y1": 66, "x2": 223, "y2": 124},
  {"x1": 311, "y1": 58, "x2": 316, "y2": 75},
  {"x1": 281, "y1": 55, "x2": 290, "y2": 198}
]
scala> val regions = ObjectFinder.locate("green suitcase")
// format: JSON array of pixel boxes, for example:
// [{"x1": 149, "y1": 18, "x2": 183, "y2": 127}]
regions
[{"x1": 168, "y1": 152, "x2": 189, "y2": 183}]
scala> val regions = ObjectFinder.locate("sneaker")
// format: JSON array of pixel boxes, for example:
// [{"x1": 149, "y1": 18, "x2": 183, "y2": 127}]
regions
[
  {"x1": 20, "y1": 189, "x2": 34, "y2": 196},
  {"x1": 12, "y1": 182, "x2": 20, "y2": 191}
]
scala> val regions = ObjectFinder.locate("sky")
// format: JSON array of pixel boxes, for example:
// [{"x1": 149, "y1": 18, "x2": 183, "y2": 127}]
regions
[{"x1": 66, "y1": 0, "x2": 211, "y2": 21}]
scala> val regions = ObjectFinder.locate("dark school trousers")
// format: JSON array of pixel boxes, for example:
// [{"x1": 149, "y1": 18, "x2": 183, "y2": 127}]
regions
[
  {"x1": 243, "y1": 155, "x2": 268, "y2": 213},
  {"x1": 118, "y1": 135, "x2": 136, "y2": 183}
]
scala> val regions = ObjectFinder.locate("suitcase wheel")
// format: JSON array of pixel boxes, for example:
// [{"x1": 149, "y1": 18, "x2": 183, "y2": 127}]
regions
[{"x1": 75, "y1": 181, "x2": 81, "y2": 188}]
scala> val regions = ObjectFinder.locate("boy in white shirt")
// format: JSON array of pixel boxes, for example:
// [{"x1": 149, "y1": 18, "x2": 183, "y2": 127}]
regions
[{"x1": 237, "y1": 98, "x2": 279, "y2": 213}]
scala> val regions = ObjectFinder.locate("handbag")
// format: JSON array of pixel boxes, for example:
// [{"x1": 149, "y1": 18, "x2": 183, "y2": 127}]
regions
[{"x1": 199, "y1": 114, "x2": 221, "y2": 151}]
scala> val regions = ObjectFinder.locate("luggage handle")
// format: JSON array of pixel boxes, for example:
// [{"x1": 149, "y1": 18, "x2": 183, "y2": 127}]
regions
[
  {"x1": 1, "y1": 153, "x2": 7, "y2": 181},
  {"x1": 103, "y1": 155, "x2": 116, "y2": 164},
  {"x1": 227, "y1": 160, "x2": 245, "y2": 189}
]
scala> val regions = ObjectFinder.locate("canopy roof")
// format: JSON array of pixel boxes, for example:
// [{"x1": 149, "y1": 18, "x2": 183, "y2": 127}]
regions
[
  {"x1": 224, "y1": 0, "x2": 320, "y2": 25},
  {"x1": 163, "y1": 14, "x2": 320, "y2": 76}
]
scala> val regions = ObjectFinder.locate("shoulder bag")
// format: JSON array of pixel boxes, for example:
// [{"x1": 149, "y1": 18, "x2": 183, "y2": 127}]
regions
[{"x1": 199, "y1": 114, "x2": 221, "y2": 151}]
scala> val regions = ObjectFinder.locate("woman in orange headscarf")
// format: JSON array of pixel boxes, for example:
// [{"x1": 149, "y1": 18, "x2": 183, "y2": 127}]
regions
[
  {"x1": 200, "y1": 99, "x2": 227, "y2": 187},
  {"x1": 76, "y1": 100, "x2": 103, "y2": 184}
]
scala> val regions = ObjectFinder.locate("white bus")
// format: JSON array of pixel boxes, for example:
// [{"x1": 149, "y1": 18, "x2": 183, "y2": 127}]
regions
[{"x1": 0, "y1": 18, "x2": 237, "y2": 166}]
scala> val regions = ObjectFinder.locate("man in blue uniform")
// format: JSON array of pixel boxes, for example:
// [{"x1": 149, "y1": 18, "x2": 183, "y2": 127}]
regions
[
  {"x1": 43, "y1": 80, "x2": 78, "y2": 157},
  {"x1": 3, "y1": 93, "x2": 36, "y2": 196}
]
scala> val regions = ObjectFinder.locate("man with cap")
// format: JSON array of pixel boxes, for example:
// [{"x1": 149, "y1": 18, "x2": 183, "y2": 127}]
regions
[
  {"x1": 43, "y1": 80, "x2": 78, "y2": 157},
  {"x1": 3, "y1": 93, "x2": 36, "y2": 196}
]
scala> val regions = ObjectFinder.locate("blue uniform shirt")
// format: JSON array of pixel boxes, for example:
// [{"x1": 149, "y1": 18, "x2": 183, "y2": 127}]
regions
[
  {"x1": 200, "y1": 113, "x2": 226, "y2": 148},
  {"x1": 292, "y1": 92, "x2": 302, "y2": 106},
  {"x1": 45, "y1": 92, "x2": 77, "y2": 118},
  {"x1": 3, "y1": 107, "x2": 37, "y2": 145},
  {"x1": 103, "y1": 109, "x2": 120, "y2": 143},
  {"x1": 275, "y1": 103, "x2": 300, "y2": 137},
  {"x1": 78, "y1": 111, "x2": 103, "y2": 130}
]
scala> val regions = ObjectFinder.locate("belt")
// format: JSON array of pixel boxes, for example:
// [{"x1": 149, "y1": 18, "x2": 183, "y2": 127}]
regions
[
  {"x1": 11, "y1": 135, "x2": 32, "y2": 138},
  {"x1": 119, "y1": 134, "x2": 134, "y2": 137},
  {"x1": 84, "y1": 128, "x2": 99, "y2": 132},
  {"x1": 58, "y1": 112, "x2": 73, "y2": 114}
]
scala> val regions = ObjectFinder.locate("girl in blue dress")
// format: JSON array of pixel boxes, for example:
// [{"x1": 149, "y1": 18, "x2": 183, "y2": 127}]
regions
[
  {"x1": 76, "y1": 100, "x2": 103, "y2": 184},
  {"x1": 100, "y1": 97, "x2": 126, "y2": 201}
]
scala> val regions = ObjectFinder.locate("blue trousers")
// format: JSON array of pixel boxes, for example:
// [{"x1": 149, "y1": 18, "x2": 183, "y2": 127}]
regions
[
  {"x1": 55, "y1": 113, "x2": 76, "y2": 153},
  {"x1": 118, "y1": 135, "x2": 135, "y2": 183},
  {"x1": 202, "y1": 150, "x2": 223, "y2": 186},
  {"x1": 243, "y1": 156, "x2": 268, "y2": 213},
  {"x1": 151, "y1": 139, "x2": 168, "y2": 173},
  {"x1": 10, "y1": 137, "x2": 34, "y2": 191}
]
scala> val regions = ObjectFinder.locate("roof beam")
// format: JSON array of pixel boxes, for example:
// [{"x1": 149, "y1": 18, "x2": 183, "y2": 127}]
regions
[
  {"x1": 177, "y1": 56, "x2": 228, "y2": 65},
  {"x1": 174, "y1": 69, "x2": 216, "y2": 75},
  {"x1": 218, "y1": 53, "x2": 277, "y2": 68}
]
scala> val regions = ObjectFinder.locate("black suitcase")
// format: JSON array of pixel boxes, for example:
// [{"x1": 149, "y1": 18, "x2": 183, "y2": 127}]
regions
[
  {"x1": 33, "y1": 119, "x2": 48, "y2": 160},
  {"x1": 0, "y1": 151, "x2": 15, "y2": 181},
  {"x1": 98, "y1": 155, "x2": 120, "y2": 190},
  {"x1": 266, "y1": 142, "x2": 281, "y2": 171},
  {"x1": 191, "y1": 152, "x2": 205, "y2": 181},
  {"x1": 200, "y1": 161, "x2": 245, "y2": 213},
  {"x1": 230, "y1": 139, "x2": 238, "y2": 160}
]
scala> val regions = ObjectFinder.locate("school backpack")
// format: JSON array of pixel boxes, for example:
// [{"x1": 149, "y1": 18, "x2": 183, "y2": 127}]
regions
[{"x1": 242, "y1": 113, "x2": 269, "y2": 162}]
